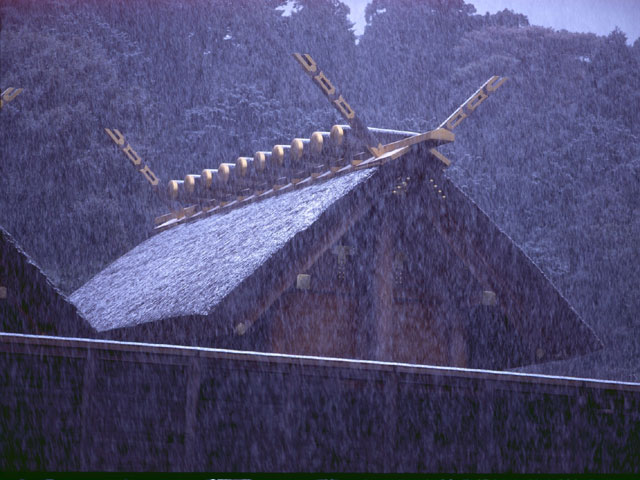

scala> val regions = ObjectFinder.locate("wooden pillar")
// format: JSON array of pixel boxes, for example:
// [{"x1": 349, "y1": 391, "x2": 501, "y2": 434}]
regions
[
  {"x1": 373, "y1": 206, "x2": 395, "y2": 361},
  {"x1": 183, "y1": 355, "x2": 201, "y2": 469},
  {"x1": 80, "y1": 349, "x2": 96, "y2": 470},
  {"x1": 382, "y1": 374, "x2": 399, "y2": 471},
  {"x1": 447, "y1": 319, "x2": 469, "y2": 367}
]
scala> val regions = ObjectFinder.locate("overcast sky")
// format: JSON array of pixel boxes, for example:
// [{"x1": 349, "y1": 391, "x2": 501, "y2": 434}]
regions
[{"x1": 342, "y1": 0, "x2": 640, "y2": 44}]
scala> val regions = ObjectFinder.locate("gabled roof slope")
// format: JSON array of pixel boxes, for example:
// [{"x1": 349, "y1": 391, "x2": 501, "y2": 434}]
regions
[
  {"x1": 71, "y1": 147, "x2": 601, "y2": 362},
  {"x1": 404, "y1": 145, "x2": 603, "y2": 362},
  {"x1": 71, "y1": 169, "x2": 377, "y2": 333},
  {"x1": 0, "y1": 226, "x2": 92, "y2": 337}
]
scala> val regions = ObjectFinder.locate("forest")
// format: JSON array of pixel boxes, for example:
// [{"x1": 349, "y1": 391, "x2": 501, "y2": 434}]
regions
[{"x1": 1, "y1": 0, "x2": 639, "y2": 379}]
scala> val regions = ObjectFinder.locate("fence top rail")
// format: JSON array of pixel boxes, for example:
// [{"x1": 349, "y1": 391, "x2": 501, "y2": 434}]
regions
[{"x1": 2, "y1": 331, "x2": 638, "y2": 393}]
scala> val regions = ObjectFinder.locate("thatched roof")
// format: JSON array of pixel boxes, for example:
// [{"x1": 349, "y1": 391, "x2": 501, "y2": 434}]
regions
[
  {"x1": 70, "y1": 146, "x2": 601, "y2": 361},
  {"x1": 71, "y1": 169, "x2": 377, "y2": 333},
  {"x1": 0, "y1": 225, "x2": 92, "y2": 337}
]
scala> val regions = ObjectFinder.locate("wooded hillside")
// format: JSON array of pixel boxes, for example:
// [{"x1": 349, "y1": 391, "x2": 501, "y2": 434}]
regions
[{"x1": 1, "y1": 0, "x2": 638, "y2": 377}]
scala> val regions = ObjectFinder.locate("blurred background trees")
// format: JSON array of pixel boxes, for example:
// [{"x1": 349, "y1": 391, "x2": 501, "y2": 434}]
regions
[{"x1": 1, "y1": 0, "x2": 638, "y2": 354}]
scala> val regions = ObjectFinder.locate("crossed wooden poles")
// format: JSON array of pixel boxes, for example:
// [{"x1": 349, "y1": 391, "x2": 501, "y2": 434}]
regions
[{"x1": 100, "y1": 54, "x2": 507, "y2": 231}]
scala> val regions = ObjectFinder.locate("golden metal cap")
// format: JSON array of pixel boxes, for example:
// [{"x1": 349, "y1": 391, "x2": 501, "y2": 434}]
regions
[
  {"x1": 236, "y1": 157, "x2": 251, "y2": 177},
  {"x1": 291, "y1": 138, "x2": 305, "y2": 161},
  {"x1": 482, "y1": 290, "x2": 497, "y2": 306},
  {"x1": 272, "y1": 145, "x2": 286, "y2": 166},
  {"x1": 253, "y1": 152, "x2": 268, "y2": 172},
  {"x1": 201, "y1": 169, "x2": 218, "y2": 189},
  {"x1": 330, "y1": 125, "x2": 344, "y2": 146},
  {"x1": 168, "y1": 179, "x2": 182, "y2": 199},
  {"x1": 184, "y1": 174, "x2": 201, "y2": 194},
  {"x1": 218, "y1": 163, "x2": 235, "y2": 183},
  {"x1": 310, "y1": 131, "x2": 324, "y2": 155}
]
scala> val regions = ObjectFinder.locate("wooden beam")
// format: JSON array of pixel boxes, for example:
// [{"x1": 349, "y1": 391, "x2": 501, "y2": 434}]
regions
[
  {"x1": 372, "y1": 128, "x2": 454, "y2": 157},
  {"x1": 80, "y1": 350, "x2": 96, "y2": 470},
  {"x1": 183, "y1": 356, "x2": 201, "y2": 468},
  {"x1": 373, "y1": 210, "x2": 395, "y2": 361}
]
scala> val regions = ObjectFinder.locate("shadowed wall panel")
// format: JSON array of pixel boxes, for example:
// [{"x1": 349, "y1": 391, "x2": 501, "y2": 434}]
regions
[
  {"x1": 2, "y1": 333, "x2": 637, "y2": 473},
  {"x1": 269, "y1": 291, "x2": 358, "y2": 358}
]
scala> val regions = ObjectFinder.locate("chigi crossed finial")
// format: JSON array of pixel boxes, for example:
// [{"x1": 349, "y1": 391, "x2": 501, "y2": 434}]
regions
[{"x1": 103, "y1": 53, "x2": 507, "y2": 232}]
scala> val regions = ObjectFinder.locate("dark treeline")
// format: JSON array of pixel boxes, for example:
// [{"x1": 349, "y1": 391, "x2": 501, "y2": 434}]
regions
[{"x1": 1, "y1": 0, "x2": 639, "y2": 357}]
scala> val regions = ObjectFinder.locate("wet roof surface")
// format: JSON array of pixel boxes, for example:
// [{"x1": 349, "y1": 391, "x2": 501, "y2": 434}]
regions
[{"x1": 71, "y1": 169, "x2": 376, "y2": 331}]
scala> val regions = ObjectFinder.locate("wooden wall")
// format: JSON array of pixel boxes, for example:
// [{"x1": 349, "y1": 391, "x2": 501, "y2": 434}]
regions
[
  {"x1": 258, "y1": 190, "x2": 515, "y2": 368},
  {"x1": 2, "y1": 332, "x2": 638, "y2": 472}
]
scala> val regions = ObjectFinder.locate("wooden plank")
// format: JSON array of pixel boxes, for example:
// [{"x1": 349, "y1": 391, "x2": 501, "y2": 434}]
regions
[
  {"x1": 373, "y1": 128, "x2": 454, "y2": 157},
  {"x1": 183, "y1": 356, "x2": 201, "y2": 469},
  {"x1": 79, "y1": 350, "x2": 95, "y2": 470},
  {"x1": 373, "y1": 209, "x2": 394, "y2": 361},
  {"x1": 1, "y1": 331, "x2": 639, "y2": 472},
  {"x1": 1, "y1": 332, "x2": 637, "y2": 392}
]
